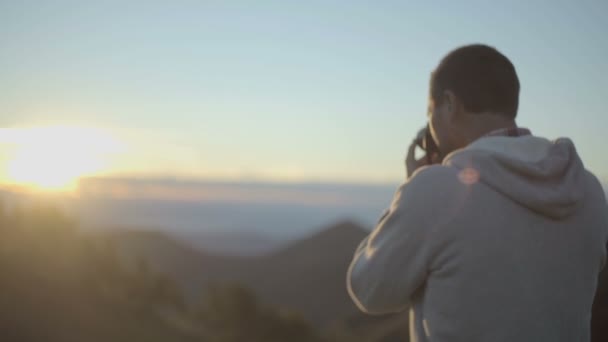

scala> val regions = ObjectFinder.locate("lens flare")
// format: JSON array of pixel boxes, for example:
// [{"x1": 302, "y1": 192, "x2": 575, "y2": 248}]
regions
[{"x1": 458, "y1": 167, "x2": 480, "y2": 185}]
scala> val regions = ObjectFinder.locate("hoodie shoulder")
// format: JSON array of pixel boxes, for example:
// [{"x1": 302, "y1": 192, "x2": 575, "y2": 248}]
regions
[
  {"x1": 442, "y1": 136, "x2": 588, "y2": 219},
  {"x1": 409, "y1": 164, "x2": 468, "y2": 189},
  {"x1": 585, "y1": 170, "x2": 608, "y2": 205},
  {"x1": 405, "y1": 165, "x2": 469, "y2": 211},
  {"x1": 388, "y1": 165, "x2": 476, "y2": 248}
]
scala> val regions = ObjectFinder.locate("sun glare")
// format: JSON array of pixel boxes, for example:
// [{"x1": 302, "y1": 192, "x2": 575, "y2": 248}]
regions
[{"x1": 1, "y1": 126, "x2": 122, "y2": 192}]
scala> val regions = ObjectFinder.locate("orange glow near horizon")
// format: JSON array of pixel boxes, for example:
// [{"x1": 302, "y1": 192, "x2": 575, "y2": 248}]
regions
[{"x1": 0, "y1": 126, "x2": 123, "y2": 192}]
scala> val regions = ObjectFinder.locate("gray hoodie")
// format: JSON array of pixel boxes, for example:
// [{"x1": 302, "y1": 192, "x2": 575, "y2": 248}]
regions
[{"x1": 347, "y1": 134, "x2": 608, "y2": 342}]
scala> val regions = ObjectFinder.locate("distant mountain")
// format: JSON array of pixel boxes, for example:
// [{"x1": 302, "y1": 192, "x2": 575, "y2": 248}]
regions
[
  {"x1": 107, "y1": 219, "x2": 371, "y2": 327},
  {"x1": 248, "y1": 220, "x2": 369, "y2": 326},
  {"x1": 106, "y1": 230, "x2": 247, "y2": 298},
  {"x1": 173, "y1": 230, "x2": 284, "y2": 256}
]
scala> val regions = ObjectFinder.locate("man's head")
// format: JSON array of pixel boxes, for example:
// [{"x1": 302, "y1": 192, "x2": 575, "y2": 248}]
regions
[{"x1": 428, "y1": 44, "x2": 520, "y2": 157}]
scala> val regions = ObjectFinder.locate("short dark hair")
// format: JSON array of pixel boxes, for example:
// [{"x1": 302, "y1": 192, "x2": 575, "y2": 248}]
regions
[{"x1": 430, "y1": 44, "x2": 520, "y2": 118}]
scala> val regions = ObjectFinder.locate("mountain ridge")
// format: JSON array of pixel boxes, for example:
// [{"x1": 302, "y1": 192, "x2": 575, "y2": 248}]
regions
[{"x1": 107, "y1": 219, "x2": 370, "y2": 327}]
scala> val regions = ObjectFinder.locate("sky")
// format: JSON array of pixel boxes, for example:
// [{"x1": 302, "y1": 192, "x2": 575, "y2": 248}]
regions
[{"x1": 1, "y1": 0, "x2": 607, "y2": 187}]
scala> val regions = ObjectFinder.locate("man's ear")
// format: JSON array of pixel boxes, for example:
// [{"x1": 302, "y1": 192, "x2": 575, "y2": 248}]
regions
[{"x1": 443, "y1": 90, "x2": 461, "y2": 122}]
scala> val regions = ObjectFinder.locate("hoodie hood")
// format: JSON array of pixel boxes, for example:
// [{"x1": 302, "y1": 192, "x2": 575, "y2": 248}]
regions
[{"x1": 444, "y1": 135, "x2": 586, "y2": 219}]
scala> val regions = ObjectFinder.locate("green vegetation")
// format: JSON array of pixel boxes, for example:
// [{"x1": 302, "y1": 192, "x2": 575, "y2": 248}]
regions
[
  {"x1": 0, "y1": 202, "x2": 194, "y2": 342},
  {"x1": 196, "y1": 284, "x2": 325, "y2": 342},
  {"x1": 0, "y1": 202, "x2": 369, "y2": 342}
]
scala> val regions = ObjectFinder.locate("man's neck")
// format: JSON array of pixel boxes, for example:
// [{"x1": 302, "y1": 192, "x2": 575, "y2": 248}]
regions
[{"x1": 462, "y1": 113, "x2": 517, "y2": 146}]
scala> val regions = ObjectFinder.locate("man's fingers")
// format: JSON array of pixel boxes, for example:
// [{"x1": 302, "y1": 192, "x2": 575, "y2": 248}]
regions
[
  {"x1": 406, "y1": 140, "x2": 418, "y2": 163},
  {"x1": 406, "y1": 140, "x2": 425, "y2": 179},
  {"x1": 416, "y1": 127, "x2": 427, "y2": 141}
]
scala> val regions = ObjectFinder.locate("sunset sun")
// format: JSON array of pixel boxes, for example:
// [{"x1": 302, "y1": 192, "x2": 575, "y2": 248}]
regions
[{"x1": 1, "y1": 126, "x2": 122, "y2": 191}]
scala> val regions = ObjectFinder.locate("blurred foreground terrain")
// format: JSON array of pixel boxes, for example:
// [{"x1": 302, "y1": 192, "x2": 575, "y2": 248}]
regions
[{"x1": 0, "y1": 201, "x2": 412, "y2": 342}]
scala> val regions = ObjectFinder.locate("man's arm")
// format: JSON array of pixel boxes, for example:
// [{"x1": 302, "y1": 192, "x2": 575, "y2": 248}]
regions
[{"x1": 347, "y1": 167, "x2": 439, "y2": 315}]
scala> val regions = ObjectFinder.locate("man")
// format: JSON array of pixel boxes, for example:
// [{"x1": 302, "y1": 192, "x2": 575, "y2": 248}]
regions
[{"x1": 347, "y1": 44, "x2": 608, "y2": 342}]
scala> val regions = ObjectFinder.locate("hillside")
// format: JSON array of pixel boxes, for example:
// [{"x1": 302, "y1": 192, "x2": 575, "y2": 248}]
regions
[
  {"x1": 107, "y1": 229, "x2": 248, "y2": 298},
  {"x1": 109, "y1": 220, "x2": 371, "y2": 327},
  {"x1": 174, "y1": 230, "x2": 283, "y2": 256},
  {"x1": 107, "y1": 219, "x2": 417, "y2": 341},
  {"x1": 0, "y1": 205, "x2": 199, "y2": 342},
  {"x1": 0, "y1": 204, "x2": 355, "y2": 342},
  {"x1": 249, "y1": 220, "x2": 370, "y2": 326}
]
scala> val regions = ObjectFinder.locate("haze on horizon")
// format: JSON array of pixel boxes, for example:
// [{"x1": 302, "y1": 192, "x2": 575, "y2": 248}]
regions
[{"x1": 1, "y1": 1, "x2": 607, "y2": 192}]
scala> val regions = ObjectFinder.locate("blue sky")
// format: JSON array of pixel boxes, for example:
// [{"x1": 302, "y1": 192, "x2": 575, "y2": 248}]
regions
[{"x1": 1, "y1": 0, "x2": 607, "y2": 185}]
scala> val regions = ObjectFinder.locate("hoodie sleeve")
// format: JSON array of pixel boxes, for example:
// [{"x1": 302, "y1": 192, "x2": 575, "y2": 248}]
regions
[{"x1": 347, "y1": 167, "x2": 439, "y2": 315}]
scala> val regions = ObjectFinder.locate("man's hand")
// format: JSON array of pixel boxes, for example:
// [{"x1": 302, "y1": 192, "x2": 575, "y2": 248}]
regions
[{"x1": 405, "y1": 128, "x2": 439, "y2": 179}]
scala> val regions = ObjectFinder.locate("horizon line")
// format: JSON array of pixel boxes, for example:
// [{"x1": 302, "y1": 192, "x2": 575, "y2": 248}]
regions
[{"x1": 78, "y1": 174, "x2": 403, "y2": 187}]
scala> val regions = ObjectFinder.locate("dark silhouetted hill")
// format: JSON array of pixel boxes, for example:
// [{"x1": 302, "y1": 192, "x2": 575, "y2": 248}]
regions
[
  {"x1": 174, "y1": 230, "x2": 283, "y2": 256},
  {"x1": 108, "y1": 220, "x2": 370, "y2": 327},
  {"x1": 0, "y1": 205, "x2": 198, "y2": 342},
  {"x1": 106, "y1": 229, "x2": 247, "y2": 299},
  {"x1": 249, "y1": 220, "x2": 370, "y2": 326}
]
